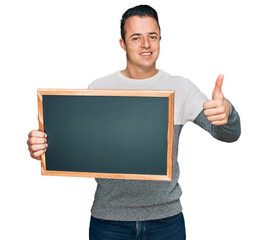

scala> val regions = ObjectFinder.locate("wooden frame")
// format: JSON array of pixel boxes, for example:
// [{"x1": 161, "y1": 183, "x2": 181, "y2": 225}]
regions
[{"x1": 38, "y1": 89, "x2": 174, "y2": 181}]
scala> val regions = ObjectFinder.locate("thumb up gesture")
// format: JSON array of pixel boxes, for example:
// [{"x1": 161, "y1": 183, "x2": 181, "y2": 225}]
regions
[{"x1": 203, "y1": 74, "x2": 231, "y2": 126}]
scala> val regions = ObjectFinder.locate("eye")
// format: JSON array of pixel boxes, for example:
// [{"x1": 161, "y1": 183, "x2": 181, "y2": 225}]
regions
[
  {"x1": 132, "y1": 37, "x2": 140, "y2": 41},
  {"x1": 150, "y1": 35, "x2": 158, "y2": 40}
]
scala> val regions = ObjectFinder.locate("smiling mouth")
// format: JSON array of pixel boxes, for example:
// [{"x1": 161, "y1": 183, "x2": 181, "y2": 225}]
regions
[{"x1": 140, "y1": 52, "x2": 152, "y2": 56}]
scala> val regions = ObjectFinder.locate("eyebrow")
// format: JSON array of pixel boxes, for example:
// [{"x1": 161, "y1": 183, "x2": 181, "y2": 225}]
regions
[
  {"x1": 129, "y1": 32, "x2": 159, "y2": 39},
  {"x1": 148, "y1": 32, "x2": 159, "y2": 36}
]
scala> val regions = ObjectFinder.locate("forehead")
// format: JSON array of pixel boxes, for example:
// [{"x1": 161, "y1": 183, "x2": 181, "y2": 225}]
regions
[{"x1": 124, "y1": 16, "x2": 160, "y2": 36}]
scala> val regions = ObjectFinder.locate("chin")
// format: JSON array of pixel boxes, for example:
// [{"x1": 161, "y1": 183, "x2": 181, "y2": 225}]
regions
[{"x1": 142, "y1": 61, "x2": 157, "y2": 67}]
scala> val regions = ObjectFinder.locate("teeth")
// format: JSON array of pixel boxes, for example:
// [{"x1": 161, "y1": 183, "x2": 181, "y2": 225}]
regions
[{"x1": 141, "y1": 52, "x2": 152, "y2": 56}]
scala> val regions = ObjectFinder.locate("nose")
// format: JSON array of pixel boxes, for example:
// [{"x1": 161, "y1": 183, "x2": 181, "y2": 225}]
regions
[{"x1": 141, "y1": 37, "x2": 151, "y2": 49}]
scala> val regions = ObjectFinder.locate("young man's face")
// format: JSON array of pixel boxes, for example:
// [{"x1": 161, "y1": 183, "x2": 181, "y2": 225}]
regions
[{"x1": 120, "y1": 16, "x2": 160, "y2": 72}]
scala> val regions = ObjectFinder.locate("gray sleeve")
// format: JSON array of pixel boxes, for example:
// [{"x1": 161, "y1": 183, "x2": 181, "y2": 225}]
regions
[{"x1": 193, "y1": 102, "x2": 241, "y2": 142}]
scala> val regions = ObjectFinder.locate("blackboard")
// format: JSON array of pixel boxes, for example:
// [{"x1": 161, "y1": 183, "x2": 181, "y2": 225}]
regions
[{"x1": 38, "y1": 89, "x2": 174, "y2": 181}]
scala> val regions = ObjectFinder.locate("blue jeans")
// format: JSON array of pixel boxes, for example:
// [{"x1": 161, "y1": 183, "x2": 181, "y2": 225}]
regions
[{"x1": 89, "y1": 212, "x2": 186, "y2": 240}]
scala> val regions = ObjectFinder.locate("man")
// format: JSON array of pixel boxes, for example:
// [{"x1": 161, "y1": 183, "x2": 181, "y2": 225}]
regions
[{"x1": 27, "y1": 5, "x2": 240, "y2": 240}]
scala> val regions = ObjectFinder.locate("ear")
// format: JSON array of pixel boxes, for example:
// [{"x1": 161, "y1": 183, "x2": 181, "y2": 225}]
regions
[{"x1": 119, "y1": 38, "x2": 126, "y2": 52}]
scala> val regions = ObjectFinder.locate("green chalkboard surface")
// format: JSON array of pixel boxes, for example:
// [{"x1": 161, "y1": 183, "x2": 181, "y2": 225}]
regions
[{"x1": 38, "y1": 89, "x2": 174, "y2": 181}]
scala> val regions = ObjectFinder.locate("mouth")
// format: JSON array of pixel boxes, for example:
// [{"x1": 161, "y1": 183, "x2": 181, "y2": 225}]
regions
[{"x1": 140, "y1": 52, "x2": 153, "y2": 56}]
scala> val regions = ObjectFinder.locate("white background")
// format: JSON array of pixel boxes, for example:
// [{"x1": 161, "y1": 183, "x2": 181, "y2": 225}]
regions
[{"x1": 1, "y1": 0, "x2": 267, "y2": 239}]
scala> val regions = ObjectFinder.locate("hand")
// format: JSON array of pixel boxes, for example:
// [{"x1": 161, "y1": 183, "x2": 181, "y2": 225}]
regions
[
  {"x1": 203, "y1": 74, "x2": 231, "y2": 126},
  {"x1": 27, "y1": 130, "x2": 48, "y2": 160}
]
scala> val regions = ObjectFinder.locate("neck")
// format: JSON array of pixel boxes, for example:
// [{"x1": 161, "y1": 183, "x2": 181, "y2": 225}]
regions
[{"x1": 121, "y1": 66, "x2": 159, "y2": 80}]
